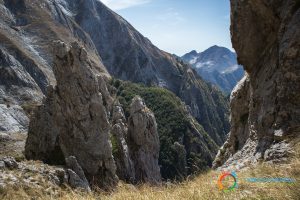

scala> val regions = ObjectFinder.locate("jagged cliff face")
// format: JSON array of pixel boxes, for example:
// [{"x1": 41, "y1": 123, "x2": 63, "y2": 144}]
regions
[
  {"x1": 25, "y1": 42, "x2": 118, "y2": 189},
  {"x1": 213, "y1": 0, "x2": 300, "y2": 168},
  {"x1": 0, "y1": 0, "x2": 229, "y2": 146},
  {"x1": 0, "y1": 0, "x2": 108, "y2": 133},
  {"x1": 127, "y1": 96, "x2": 161, "y2": 184},
  {"x1": 25, "y1": 41, "x2": 162, "y2": 189}
]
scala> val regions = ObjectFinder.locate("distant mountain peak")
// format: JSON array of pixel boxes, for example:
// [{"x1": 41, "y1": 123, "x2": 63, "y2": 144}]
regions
[
  {"x1": 210, "y1": 45, "x2": 220, "y2": 48},
  {"x1": 205, "y1": 45, "x2": 232, "y2": 53},
  {"x1": 181, "y1": 45, "x2": 244, "y2": 93},
  {"x1": 189, "y1": 50, "x2": 198, "y2": 54}
]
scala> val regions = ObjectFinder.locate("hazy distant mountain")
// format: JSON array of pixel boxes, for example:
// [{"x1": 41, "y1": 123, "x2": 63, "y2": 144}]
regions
[{"x1": 182, "y1": 46, "x2": 244, "y2": 93}]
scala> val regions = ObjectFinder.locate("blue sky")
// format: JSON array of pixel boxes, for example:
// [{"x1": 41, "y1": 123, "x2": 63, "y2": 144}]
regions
[{"x1": 101, "y1": 0, "x2": 232, "y2": 56}]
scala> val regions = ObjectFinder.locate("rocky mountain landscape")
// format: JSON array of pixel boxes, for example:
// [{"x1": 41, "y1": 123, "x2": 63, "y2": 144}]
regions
[
  {"x1": 0, "y1": 0, "x2": 229, "y2": 144},
  {"x1": 0, "y1": 0, "x2": 227, "y2": 190},
  {"x1": 182, "y1": 46, "x2": 244, "y2": 94},
  {"x1": 0, "y1": 0, "x2": 299, "y2": 199}
]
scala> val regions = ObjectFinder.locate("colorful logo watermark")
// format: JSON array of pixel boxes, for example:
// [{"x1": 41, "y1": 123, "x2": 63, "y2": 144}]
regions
[{"x1": 217, "y1": 171, "x2": 238, "y2": 192}]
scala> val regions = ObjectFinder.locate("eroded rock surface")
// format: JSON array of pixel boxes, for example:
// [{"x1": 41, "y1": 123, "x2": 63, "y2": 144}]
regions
[
  {"x1": 0, "y1": 157, "x2": 91, "y2": 194},
  {"x1": 111, "y1": 102, "x2": 135, "y2": 182},
  {"x1": 213, "y1": 0, "x2": 300, "y2": 168},
  {"x1": 65, "y1": 156, "x2": 90, "y2": 192},
  {"x1": 127, "y1": 96, "x2": 161, "y2": 184},
  {"x1": 25, "y1": 41, "x2": 117, "y2": 189}
]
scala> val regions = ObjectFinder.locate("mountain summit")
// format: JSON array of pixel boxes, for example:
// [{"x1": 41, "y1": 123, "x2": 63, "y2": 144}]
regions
[{"x1": 182, "y1": 46, "x2": 244, "y2": 93}]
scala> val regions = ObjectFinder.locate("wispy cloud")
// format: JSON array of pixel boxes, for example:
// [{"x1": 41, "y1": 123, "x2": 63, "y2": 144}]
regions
[
  {"x1": 100, "y1": 0, "x2": 151, "y2": 10},
  {"x1": 156, "y1": 8, "x2": 185, "y2": 26}
]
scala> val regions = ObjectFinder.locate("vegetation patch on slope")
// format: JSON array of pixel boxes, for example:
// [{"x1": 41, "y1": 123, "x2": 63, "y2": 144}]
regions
[{"x1": 110, "y1": 79, "x2": 218, "y2": 180}]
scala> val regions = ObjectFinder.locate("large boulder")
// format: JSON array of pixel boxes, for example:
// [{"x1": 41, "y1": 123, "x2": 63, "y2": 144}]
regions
[
  {"x1": 25, "y1": 41, "x2": 117, "y2": 189},
  {"x1": 127, "y1": 96, "x2": 161, "y2": 184},
  {"x1": 213, "y1": 0, "x2": 300, "y2": 168}
]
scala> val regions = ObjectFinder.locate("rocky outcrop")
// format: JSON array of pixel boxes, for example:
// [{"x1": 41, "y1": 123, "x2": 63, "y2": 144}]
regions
[
  {"x1": 0, "y1": 104, "x2": 29, "y2": 133},
  {"x1": 65, "y1": 156, "x2": 90, "y2": 192},
  {"x1": 25, "y1": 41, "x2": 117, "y2": 189},
  {"x1": 0, "y1": 156, "x2": 91, "y2": 194},
  {"x1": 0, "y1": 157, "x2": 18, "y2": 170},
  {"x1": 127, "y1": 96, "x2": 161, "y2": 184},
  {"x1": 111, "y1": 102, "x2": 135, "y2": 182},
  {"x1": 213, "y1": 0, "x2": 300, "y2": 168},
  {"x1": 0, "y1": 0, "x2": 108, "y2": 133},
  {"x1": 25, "y1": 41, "x2": 162, "y2": 186}
]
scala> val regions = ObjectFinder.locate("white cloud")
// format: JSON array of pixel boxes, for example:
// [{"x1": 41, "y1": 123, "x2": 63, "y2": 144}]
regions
[{"x1": 100, "y1": 0, "x2": 151, "y2": 10}]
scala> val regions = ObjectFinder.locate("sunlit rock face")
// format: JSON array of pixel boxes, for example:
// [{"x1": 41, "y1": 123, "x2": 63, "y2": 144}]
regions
[
  {"x1": 127, "y1": 96, "x2": 161, "y2": 184},
  {"x1": 111, "y1": 101, "x2": 135, "y2": 183},
  {"x1": 213, "y1": 0, "x2": 300, "y2": 169},
  {"x1": 25, "y1": 41, "x2": 118, "y2": 190}
]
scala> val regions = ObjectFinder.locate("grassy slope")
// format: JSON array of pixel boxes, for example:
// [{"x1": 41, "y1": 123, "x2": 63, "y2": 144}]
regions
[{"x1": 1, "y1": 142, "x2": 299, "y2": 200}]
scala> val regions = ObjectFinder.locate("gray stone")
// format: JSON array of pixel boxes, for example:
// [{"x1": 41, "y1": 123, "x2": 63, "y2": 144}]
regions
[
  {"x1": 127, "y1": 96, "x2": 161, "y2": 184},
  {"x1": 111, "y1": 102, "x2": 135, "y2": 183},
  {"x1": 2, "y1": 157, "x2": 18, "y2": 169},
  {"x1": 25, "y1": 41, "x2": 118, "y2": 190},
  {"x1": 0, "y1": 161, "x2": 5, "y2": 169},
  {"x1": 66, "y1": 169, "x2": 90, "y2": 191},
  {"x1": 55, "y1": 168, "x2": 68, "y2": 185},
  {"x1": 0, "y1": 104, "x2": 29, "y2": 133},
  {"x1": 65, "y1": 156, "x2": 90, "y2": 192},
  {"x1": 213, "y1": 0, "x2": 300, "y2": 168}
]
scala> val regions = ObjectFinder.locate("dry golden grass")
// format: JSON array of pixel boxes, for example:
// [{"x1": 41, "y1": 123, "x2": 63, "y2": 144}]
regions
[{"x1": 1, "y1": 141, "x2": 299, "y2": 200}]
